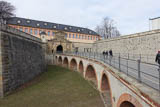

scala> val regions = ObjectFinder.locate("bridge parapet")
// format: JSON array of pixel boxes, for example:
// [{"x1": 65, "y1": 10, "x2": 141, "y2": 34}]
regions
[{"x1": 54, "y1": 52, "x2": 160, "y2": 107}]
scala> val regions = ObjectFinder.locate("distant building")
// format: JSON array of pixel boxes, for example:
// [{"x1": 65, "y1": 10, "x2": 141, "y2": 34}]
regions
[
  {"x1": 149, "y1": 17, "x2": 160, "y2": 30},
  {"x1": 6, "y1": 17, "x2": 100, "y2": 43}
]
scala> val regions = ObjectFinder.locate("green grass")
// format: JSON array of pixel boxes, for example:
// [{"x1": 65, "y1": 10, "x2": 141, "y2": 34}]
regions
[{"x1": 0, "y1": 65, "x2": 104, "y2": 107}]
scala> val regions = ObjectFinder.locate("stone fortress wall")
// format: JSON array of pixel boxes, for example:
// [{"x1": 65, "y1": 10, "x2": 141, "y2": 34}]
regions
[
  {"x1": 94, "y1": 29, "x2": 160, "y2": 63},
  {"x1": 1, "y1": 22, "x2": 160, "y2": 98},
  {"x1": 0, "y1": 25, "x2": 46, "y2": 98}
]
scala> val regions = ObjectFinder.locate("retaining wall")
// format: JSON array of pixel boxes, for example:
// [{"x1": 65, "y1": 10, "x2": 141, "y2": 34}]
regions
[
  {"x1": 0, "y1": 25, "x2": 46, "y2": 98},
  {"x1": 94, "y1": 29, "x2": 160, "y2": 63}
]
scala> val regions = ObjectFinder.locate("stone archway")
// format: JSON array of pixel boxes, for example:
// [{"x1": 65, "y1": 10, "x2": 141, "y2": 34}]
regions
[
  {"x1": 70, "y1": 58, "x2": 77, "y2": 71},
  {"x1": 56, "y1": 45, "x2": 63, "y2": 53},
  {"x1": 58, "y1": 56, "x2": 62, "y2": 65},
  {"x1": 120, "y1": 101, "x2": 135, "y2": 107},
  {"x1": 101, "y1": 74, "x2": 110, "y2": 91},
  {"x1": 79, "y1": 61, "x2": 84, "y2": 74},
  {"x1": 101, "y1": 73, "x2": 112, "y2": 107},
  {"x1": 117, "y1": 93, "x2": 142, "y2": 107},
  {"x1": 85, "y1": 65, "x2": 97, "y2": 87},
  {"x1": 63, "y1": 57, "x2": 69, "y2": 68}
]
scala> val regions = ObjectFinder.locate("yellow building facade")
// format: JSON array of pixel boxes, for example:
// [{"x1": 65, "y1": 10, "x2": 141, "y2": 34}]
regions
[{"x1": 7, "y1": 17, "x2": 100, "y2": 44}]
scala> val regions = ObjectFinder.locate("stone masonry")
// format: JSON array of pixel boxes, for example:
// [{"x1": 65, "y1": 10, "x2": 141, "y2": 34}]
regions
[
  {"x1": 0, "y1": 25, "x2": 46, "y2": 98},
  {"x1": 94, "y1": 29, "x2": 160, "y2": 62}
]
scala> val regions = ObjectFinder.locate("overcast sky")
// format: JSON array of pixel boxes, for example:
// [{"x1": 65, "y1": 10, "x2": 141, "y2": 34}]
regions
[{"x1": 6, "y1": 0, "x2": 160, "y2": 35}]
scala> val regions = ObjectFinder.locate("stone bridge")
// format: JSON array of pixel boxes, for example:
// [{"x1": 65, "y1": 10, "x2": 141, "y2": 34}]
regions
[{"x1": 54, "y1": 54, "x2": 160, "y2": 107}]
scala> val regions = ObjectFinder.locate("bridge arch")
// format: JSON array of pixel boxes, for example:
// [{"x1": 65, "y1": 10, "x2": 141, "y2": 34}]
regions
[
  {"x1": 58, "y1": 56, "x2": 62, "y2": 65},
  {"x1": 100, "y1": 72, "x2": 112, "y2": 106},
  {"x1": 117, "y1": 93, "x2": 142, "y2": 107},
  {"x1": 79, "y1": 61, "x2": 84, "y2": 74},
  {"x1": 85, "y1": 64, "x2": 98, "y2": 87},
  {"x1": 101, "y1": 73, "x2": 111, "y2": 91},
  {"x1": 63, "y1": 57, "x2": 69, "y2": 68},
  {"x1": 70, "y1": 58, "x2": 77, "y2": 71},
  {"x1": 120, "y1": 101, "x2": 135, "y2": 107}
]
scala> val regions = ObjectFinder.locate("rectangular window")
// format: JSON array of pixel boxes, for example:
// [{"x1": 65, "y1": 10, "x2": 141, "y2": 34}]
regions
[
  {"x1": 79, "y1": 34, "x2": 81, "y2": 39},
  {"x1": 76, "y1": 34, "x2": 78, "y2": 38},
  {"x1": 93, "y1": 37, "x2": 95, "y2": 40},
  {"x1": 88, "y1": 36, "x2": 90, "y2": 40},
  {"x1": 65, "y1": 34, "x2": 67, "y2": 38},
  {"x1": 25, "y1": 28, "x2": 28, "y2": 33},
  {"x1": 34, "y1": 29, "x2": 37, "y2": 35},
  {"x1": 91, "y1": 36, "x2": 92, "y2": 40},
  {"x1": 48, "y1": 31, "x2": 50, "y2": 36},
  {"x1": 52, "y1": 32, "x2": 55, "y2": 36},
  {"x1": 69, "y1": 34, "x2": 71, "y2": 38},
  {"x1": 73, "y1": 34, "x2": 74, "y2": 38},
  {"x1": 96, "y1": 37, "x2": 98, "y2": 40},
  {"x1": 30, "y1": 29, "x2": 32, "y2": 34}
]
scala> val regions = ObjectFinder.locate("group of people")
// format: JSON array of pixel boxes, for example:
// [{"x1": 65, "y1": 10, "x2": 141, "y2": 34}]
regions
[{"x1": 102, "y1": 50, "x2": 113, "y2": 56}]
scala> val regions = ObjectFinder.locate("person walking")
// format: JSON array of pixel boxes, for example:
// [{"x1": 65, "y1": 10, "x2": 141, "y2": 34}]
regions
[
  {"x1": 109, "y1": 50, "x2": 113, "y2": 57},
  {"x1": 105, "y1": 51, "x2": 108, "y2": 56},
  {"x1": 103, "y1": 51, "x2": 105, "y2": 55},
  {"x1": 102, "y1": 51, "x2": 105, "y2": 60},
  {"x1": 155, "y1": 51, "x2": 160, "y2": 68},
  {"x1": 105, "y1": 51, "x2": 108, "y2": 59}
]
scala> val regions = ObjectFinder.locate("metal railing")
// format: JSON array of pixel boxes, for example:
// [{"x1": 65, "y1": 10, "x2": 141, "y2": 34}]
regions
[
  {"x1": 113, "y1": 53, "x2": 156, "y2": 64},
  {"x1": 64, "y1": 52, "x2": 160, "y2": 91}
]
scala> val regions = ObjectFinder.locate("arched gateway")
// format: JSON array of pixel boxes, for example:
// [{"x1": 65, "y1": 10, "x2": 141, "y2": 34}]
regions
[
  {"x1": 56, "y1": 45, "x2": 63, "y2": 53},
  {"x1": 47, "y1": 31, "x2": 73, "y2": 54}
]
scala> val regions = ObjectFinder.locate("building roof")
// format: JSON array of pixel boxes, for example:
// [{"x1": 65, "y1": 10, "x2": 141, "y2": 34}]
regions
[
  {"x1": 7, "y1": 17, "x2": 99, "y2": 36},
  {"x1": 149, "y1": 17, "x2": 160, "y2": 20},
  {"x1": 40, "y1": 31, "x2": 47, "y2": 35}
]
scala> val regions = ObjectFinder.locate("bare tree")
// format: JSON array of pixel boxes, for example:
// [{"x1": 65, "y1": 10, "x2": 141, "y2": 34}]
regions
[
  {"x1": 0, "y1": 1, "x2": 15, "y2": 24},
  {"x1": 95, "y1": 17, "x2": 120, "y2": 39}
]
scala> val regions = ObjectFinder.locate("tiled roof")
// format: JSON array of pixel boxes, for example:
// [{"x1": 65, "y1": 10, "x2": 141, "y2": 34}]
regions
[{"x1": 7, "y1": 17, "x2": 99, "y2": 36}]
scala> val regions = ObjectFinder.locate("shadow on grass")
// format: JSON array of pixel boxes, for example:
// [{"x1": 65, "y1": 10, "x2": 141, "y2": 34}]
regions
[{"x1": 0, "y1": 65, "x2": 104, "y2": 107}]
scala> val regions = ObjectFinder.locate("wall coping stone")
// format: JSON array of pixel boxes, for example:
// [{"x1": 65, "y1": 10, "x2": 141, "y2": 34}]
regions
[
  {"x1": 0, "y1": 24, "x2": 42, "y2": 44},
  {"x1": 96, "y1": 29, "x2": 160, "y2": 43}
]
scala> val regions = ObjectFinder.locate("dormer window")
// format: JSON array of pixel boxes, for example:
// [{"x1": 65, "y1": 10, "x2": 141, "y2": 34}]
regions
[
  {"x1": 69, "y1": 26, "x2": 72, "y2": 29},
  {"x1": 64, "y1": 27, "x2": 68, "y2": 30},
  {"x1": 17, "y1": 20, "x2": 21, "y2": 24},
  {"x1": 37, "y1": 23, "x2": 40, "y2": 26},
  {"x1": 81, "y1": 29, "x2": 84, "y2": 31},
  {"x1": 77, "y1": 29, "x2": 80, "y2": 32},
  {"x1": 89, "y1": 31, "x2": 92, "y2": 34},
  {"x1": 27, "y1": 20, "x2": 30, "y2": 23},
  {"x1": 53, "y1": 25, "x2": 57, "y2": 28},
  {"x1": 44, "y1": 23, "x2": 47, "y2": 26}
]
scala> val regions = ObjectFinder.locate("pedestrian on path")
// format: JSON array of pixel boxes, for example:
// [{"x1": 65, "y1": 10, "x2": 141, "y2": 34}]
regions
[
  {"x1": 109, "y1": 50, "x2": 113, "y2": 57},
  {"x1": 102, "y1": 51, "x2": 105, "y2": 59},
  {"x1": 155, "y1": 51, "x2": 160, "y2": 67},
  {"x1": 105, "y1": 51, "x2": 108, "y2": 56}
]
